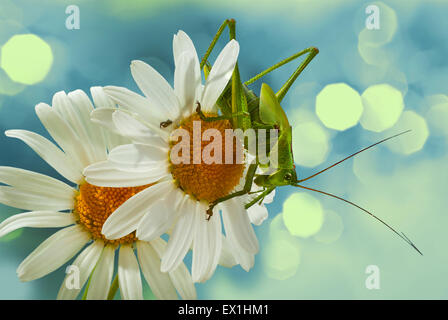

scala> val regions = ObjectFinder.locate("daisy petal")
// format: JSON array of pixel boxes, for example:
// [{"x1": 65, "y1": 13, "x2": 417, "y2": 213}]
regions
[
  {"x1": 0, "y1": 186, "x2": 74, "y2": 211},
  {"x1": 102, "y1": 180, "x2": 172, "y2": 240},
  {"x1": 219, "y1": 236, "x2": 237, "y2": 268},
  {"x1": 247, "y1": 204, "x2": 268, "y2": 226},
  {"x1": 150, "y1": 238, "x2": 197, "y2": 300},
  {"x1": 52, "y1": 91, "x2": 98, "y2": 165},
  {"x1": 192, "y1": 203, "x2": 222, "y2": 282},
  {"x1": 174, "y1": 51, "x2": 200, "y2": 114},
  {"x1": 0, "y1": 211, "x2": 75, "y2": 238},
  {"x1": 35, "y1": 103, "x2": 90, "y2": 168},
  {"x1": 200, "y1": 39, "x2": 239, "y2": 112},
  {"x1": 136, "y1": 241, "x2": 178, "y2": 300},
  {"x1": 221, "y1": 198, "x2": 259, "y2": 254},
  {"x1": 112, "y1": 110, "x2": 169, "y2": 144},
  {"x1": 228, "y1": 238, "x2": 255, "y2": 272},
  {"x1": 91, "y1": 86, "x2": 116, "y2": 109},
  {"x1": 68, "y1": 89, "x2": 108, "y2": 163},
  {"x1": 84, "y1": 160, "x2": 168, "y2": 188},
  {"x1": 17, "y1": 225, "x2": 90, "y2": 282},
  {"x1": 130, "y1": 60, "x2": 180, "y2": 119},
  {"x1": 136, "y1": 188, "x2": 183, "y2": 241},
  {"x1": 57, "y1": 240, "x2": 104, "y2": 300},
  {"x1": 161, "y1": 198, "x2": 197, "y2": 272},
  {"x1": 118, "y1": 245, "x2": 143, "y2": 300},
  {"x1": 5, "y1": 130, "x2": 82, "y2": 183},
  {"x1": 104, "y1": 86, "x2": 165, "y2": 124},
  {"x1": 173, "y1": 30, "x2": 200, "y2": 71},
  {"x1": 108, "y1": 143, "x2": 168, "y2": 170},
  {"x1": 86, "y1": 245, "x2": 115, "y2": 300},
  {"x1": 0, "y1": 166, "x2": 76, "y2": 199}
]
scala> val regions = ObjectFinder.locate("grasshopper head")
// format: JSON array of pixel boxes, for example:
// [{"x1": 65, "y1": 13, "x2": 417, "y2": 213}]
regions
[{"x1": 254, "y1": 168, "x2": 297, "y2": 187}]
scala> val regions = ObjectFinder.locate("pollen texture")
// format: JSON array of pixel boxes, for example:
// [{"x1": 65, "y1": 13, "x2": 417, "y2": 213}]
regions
[
  {"x1": 74, "y1": 182, "x2": 150, "y2": 245},
  {"x1": 170, "y1": 114, "x2": 245, "y2": 203}
]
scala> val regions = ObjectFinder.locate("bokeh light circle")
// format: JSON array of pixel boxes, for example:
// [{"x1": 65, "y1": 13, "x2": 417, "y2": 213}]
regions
[
  {"x1": 292, "y1": 121, "x2": 329, "y2": 167},
  {"x1": 386, "y1": 111, "x2": 429, "y2": 155},
  {"x1": 315, "y1": 83, "x2": 364, "y2": 131},
  {"x1": 360, "y1": 84, "x2": 404, "y2": 132},
  {"x1": 262, "y1": 234, "x2": 301, "y2": 281},
  {"x1": 1, "y1": 34, "x2": 53, "y2": 85},
  {"x1": 314, "y1": 210, "x2": 344, "y2": 244},
  {"x1": 282, "y1": 192, "x2": 324, "y2": 238},
  {"x1": 426, "y1": 103, "x2": 448, "y2": 136}
]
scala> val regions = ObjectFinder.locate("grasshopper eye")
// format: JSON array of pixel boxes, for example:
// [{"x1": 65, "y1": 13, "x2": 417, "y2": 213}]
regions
[{"x1": 284, "y1": 173, "x2": 292, "y2": 181}]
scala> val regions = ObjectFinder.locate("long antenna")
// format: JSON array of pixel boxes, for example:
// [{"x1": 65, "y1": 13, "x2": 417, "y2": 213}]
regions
[
  {"x1": 298, "y1": 130, "x2": 411, "y2": 183},
  {"x1": 293, "y1": 184, "x2": 423, "y2": 255}
]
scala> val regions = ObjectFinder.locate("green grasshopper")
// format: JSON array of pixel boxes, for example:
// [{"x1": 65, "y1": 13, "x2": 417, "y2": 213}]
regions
[{"x1": 194, "y1": 19, "x2": 421, "y2": 255}]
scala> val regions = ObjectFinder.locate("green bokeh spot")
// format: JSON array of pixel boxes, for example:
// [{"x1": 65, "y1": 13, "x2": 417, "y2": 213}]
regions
[
  {"x1": 316, "y1": 83, "x2": 364, "y2": 131},
  {"x1": 282, "y1": 192, "x2": 324, "y2": 238},
  {"x1": 1, "y1": 34, "x2": 53, "y2": 85}
]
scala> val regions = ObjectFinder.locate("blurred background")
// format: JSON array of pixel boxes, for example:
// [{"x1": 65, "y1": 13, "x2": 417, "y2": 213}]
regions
[{"x1": 0, "y1": 0, "x2": 447, "y2": 299}]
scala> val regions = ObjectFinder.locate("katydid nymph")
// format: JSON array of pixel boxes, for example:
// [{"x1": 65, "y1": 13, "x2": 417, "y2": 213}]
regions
[{"x1": 182, "y1": 19, "x2": 422, "y2": 255}]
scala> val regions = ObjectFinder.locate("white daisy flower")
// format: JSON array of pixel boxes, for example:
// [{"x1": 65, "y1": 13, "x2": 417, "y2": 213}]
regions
[
  {"x1": 84, "y1": 31, "x2": 274, "y2": 282},
  {"x1": 0, "y1": 88, "x2": 196, "y2": 300}
]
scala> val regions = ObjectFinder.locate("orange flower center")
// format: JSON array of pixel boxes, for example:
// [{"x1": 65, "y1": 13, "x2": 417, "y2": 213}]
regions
[
  {"x1": 74, "y1": 182, "x2": 151, "y2": 245},
  {"x1": 169, "y1": 113, "x2": 245, "y2": 203}
]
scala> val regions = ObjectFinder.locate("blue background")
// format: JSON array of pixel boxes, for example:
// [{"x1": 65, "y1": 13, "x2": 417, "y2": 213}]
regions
[{"x1": 0, "y1": 0, "x2": 447, "y2": 299}]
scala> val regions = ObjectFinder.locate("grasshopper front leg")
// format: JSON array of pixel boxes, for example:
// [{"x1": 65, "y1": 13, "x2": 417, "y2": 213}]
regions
[{"x1": 206, "y1": 162, "x2": 258, "y2": 219}]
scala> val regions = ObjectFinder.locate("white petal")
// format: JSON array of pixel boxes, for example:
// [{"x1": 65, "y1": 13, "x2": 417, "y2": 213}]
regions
[
  {"x1": 174, "y1": 51, "x2": 200, "y2": 115},
  {"x1": 136, "y1": 188, "x2": 183, "y2": 241},
  {"x1": 104, "y1": 86, "x2": 165, "y2": 123},
  {"x1": 0, "y1": 211, "x2": 75, "y2": 238},
  {"x1": 112, "y1": 110, "x2": 169, "y2": 144},
  {"x1": 221, "y1": 198, "x2": 259, "y2": 254},
  {"x1": 203, "y1": 211, "x2": 222, "y2": 281},
  {"x1": 118, "y1": 245, "x2": 143, "y2": 300},
  {"x1": 161, "y1": 198, "x2": 197, "y2": 272},
  {"x1": 108, "y1": 143, "x2": 168, "y2": 171},
  {"x1": 218, "y1": 236, "x2": 237, "y2": 268},
  {"x1": 86, "y1": 245, "x2": 115, "y2": 300},
  {"x1": 102, "y1": 180, "x2": 172, "y2": 240},
  {"x1": 130, "y1": 60, "x2": 180, "y2": 119},
  {"x1": 5, "y1": 130, "x2": 82, "y2": 183},
  {"x1": 192, "y1": 203, "x2": 222, "y2": 283},
  {"x1": 228, "y1": 237, "x2": 255, "y2": 272},
  {"x1": 91, "y1": 86, "x2": 116, "y2": 109},
  {"x1": 247, "y1": 204, "x2": 268, "y2": 226},
  {"x1": 67, "y1": 89, "x2": 108, "y2": 163},
  {"x1": 57, "y1": 240, "x2": 104, "y2": 300},
  {"x1": 52, "y1": 91, "x2": 98, "y2": 165},
  {"x1": 200, "y1": 40, "x2": 239, "y2": 112},
  {"x1": 150, "y1": 238, "x2": 197, "y2": 300},
  {"x1": 136, "y1": 241, "x2": 178, "y2": 300},
  {"x1": 17, "y1": 225, "x2": 90, "y2": 282},
  {"x1": 263, "y1": 188, "x2": 275, "y2": 204},
  {"x1": 0, "y1": 166, "x2": 76, "y2": 199},
  {"x1": 0, "y1": 186, "x2": 74, "y2": 211},
  {"x1": 84, "y1": 160, "x2": 168, "y2": 188},
  {"x1": 173, "y1": 30, "x2": 200, "y2": 71},
  {"x1": 35, "y1": 103, "x2": 90, "y2": 169}
]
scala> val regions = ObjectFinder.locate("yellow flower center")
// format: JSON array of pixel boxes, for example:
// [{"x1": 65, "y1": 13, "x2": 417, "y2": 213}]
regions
[
  {"x1": 74, "y1": 182, "x2": 151, "y2": 245},
  {"x1": 169, "y1": 113, "x2": 245, "y2": 203}
]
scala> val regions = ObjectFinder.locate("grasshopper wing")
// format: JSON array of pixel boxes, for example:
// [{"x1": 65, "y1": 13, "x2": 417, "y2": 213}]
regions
[{"x1": 259, "y1": 83, "x2": 290, "y2": 130}]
